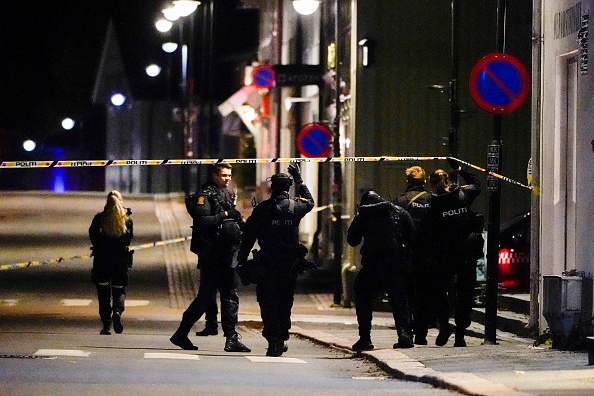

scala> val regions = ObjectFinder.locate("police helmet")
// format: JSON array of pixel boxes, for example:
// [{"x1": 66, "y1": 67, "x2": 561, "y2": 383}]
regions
[
  {"x1": 360, "y1": 190, "x2": 382, "y2": 205},
  {"x1": 270, "y1": 172, "x2": 293, "y2": 192}
]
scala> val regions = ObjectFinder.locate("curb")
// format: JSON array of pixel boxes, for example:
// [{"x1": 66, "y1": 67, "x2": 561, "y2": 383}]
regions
[{"x1": 290, "y1": 325, "x2": 535, "y2": 396}]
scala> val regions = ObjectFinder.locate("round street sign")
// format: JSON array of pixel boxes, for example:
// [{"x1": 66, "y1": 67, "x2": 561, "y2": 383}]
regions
[
  {"x1": 469, "y1": 53, "x2": 530, "y2": 114},
  {"x1": 252, "y1": 65, "x2": 276, "y2": 88},
  {"x1": 297, "y1": 123, "x2": 333, "y2": 158}
]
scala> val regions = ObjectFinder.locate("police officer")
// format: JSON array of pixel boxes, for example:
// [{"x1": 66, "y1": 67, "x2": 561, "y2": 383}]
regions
[
  {"x1": 237, "y1": 164, "x2": 314, "y2": 357},
  {"x1": 395, "y1": 166, "x2": 432, "y2": 345},
  {"x1": 424, "y1": 159, "x2": 481, "y2": 347},
  {"x1": 348, "y1": 190, "x2": 416, "y2": 351},
  {"x1": 170, "y1": 164, "x2": 250, "y2": 353}
]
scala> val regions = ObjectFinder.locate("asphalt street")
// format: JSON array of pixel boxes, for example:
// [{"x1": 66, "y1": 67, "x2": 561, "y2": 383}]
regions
[{"x1": 1, "y1": 191, "x2": 594, "y2": 396}]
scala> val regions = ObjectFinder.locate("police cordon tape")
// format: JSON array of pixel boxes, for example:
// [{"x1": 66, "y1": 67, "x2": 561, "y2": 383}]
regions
[
  {"x1": 0, "y1": 236, "x2": 191, "y2": 271},
  {"x1": 0, "y1": 155, "x2": 533, "y2": 191}
]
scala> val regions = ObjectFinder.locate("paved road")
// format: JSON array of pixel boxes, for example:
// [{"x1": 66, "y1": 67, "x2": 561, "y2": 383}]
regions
[{"x1": 0, "y1": 192, "x2": 458, "y2": 395}]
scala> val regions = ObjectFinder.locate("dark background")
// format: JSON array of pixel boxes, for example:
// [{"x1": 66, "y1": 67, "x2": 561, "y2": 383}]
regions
[{"x1": 0, "y1": 0, "x2": 258, "y2": 165}]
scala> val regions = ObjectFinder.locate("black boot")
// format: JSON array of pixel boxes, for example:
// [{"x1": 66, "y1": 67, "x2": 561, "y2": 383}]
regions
[
  {"x1": 224, "y1": 333, "x2": 251, "y2": 353},
  {"x1": 352, "y1": 337, "x2": 374, "y2": 351},
  {"x1": 266, "y1": 338, "x2": 283, "y2": 357},
  {"x1": 414, "y1": 334, "x2": 428, "y2": 345},
  {"x1": 393, "y1": 329, "x2": 414, "y2": 349},
  {"x1": 100, "y1": 321, "x2": 111, "y2": 335},
  {"x1": 454, "y1": 328, "x2": 467, "y2": 347},
  {"x1": 170, "y1": 330, "x2": 198, "y2": 350},
  {"x1": 435, "y1": 324, "x2": 453, "y2": 346},
  {"x1": 196, "y1": 323, "x2": 218, "y2": 336},
  {"x1": 112, "y1": 312, "x2": 123, "y2": 334}
]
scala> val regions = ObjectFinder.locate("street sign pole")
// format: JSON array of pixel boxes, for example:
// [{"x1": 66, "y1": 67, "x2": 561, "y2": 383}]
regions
[
  {"x1": 484, "y1": 0, "x2": 507, "y2": 345},
  {"x1": 332, "y1": 0, "x2": 343, "y2": 306}
]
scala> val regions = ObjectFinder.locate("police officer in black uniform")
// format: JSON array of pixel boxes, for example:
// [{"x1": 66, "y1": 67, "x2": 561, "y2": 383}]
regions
[
  {"x1": 237, "y1": 164, "x2": 314, "y2": 357},
  {"x1": 348, "y1": 190, "x2": 416, "y2": 351},
  {"x1": 170, "y1": 163, "x2": 250, "y2": 353},
  {"x1": 424, "y1": 159, "x2": 481, "y2": 347},
  {"x1": 395, "y1": 166, "x2": 432, "y2": 345}
]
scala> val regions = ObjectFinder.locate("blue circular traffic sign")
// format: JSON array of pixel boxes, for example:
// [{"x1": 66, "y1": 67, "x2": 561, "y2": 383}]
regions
[
  {"x1": 469, "y1": 53, "x2": 529, "y2": 114},
  {"x1": 297, "y1": 123, "x2": 333, "y2": 158},
  {"x1": 252, "y1": 65, "x2": 276, "y2": 88}
]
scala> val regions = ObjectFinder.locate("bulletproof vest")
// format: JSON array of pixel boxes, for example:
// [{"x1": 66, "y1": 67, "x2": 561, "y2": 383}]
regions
[{"x1": 260, "y1": 199, "x2": 299, "y2": 249}]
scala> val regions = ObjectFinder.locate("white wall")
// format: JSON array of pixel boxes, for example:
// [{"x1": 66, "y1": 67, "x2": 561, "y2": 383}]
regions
[{"x1": 540, "y1": 0, "x2": 593, "y2": 330}]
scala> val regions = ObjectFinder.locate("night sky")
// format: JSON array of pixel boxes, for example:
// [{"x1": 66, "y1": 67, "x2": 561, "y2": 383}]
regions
[{"x1": 0, "y1": 1, "x2": 174, "y2": 157}]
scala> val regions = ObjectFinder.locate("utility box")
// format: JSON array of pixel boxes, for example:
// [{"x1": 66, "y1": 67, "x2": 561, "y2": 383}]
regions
[{"x1": 543, "y1": 272, "x2": 593, "y2": 350}]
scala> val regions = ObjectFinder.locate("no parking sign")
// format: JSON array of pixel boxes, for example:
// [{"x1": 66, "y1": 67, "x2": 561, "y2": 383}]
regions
[
  {"x1": 469, "y1": 53, "x2": 530, "y2": 114},
  {"x1": 297, "y1": 123, "x2": 333, "y2": 158}
]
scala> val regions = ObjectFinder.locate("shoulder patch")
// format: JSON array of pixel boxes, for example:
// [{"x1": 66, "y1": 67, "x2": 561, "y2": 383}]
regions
[{"x1": 197, "y1": 196, "x2": 206, "y2": 205}]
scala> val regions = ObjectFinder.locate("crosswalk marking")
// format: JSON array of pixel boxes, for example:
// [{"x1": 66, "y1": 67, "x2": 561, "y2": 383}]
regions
[
  {"x1": 3, "y1": 298, "x2": 151, "y2": 307},
  {"x1": 60, "y1": 299, "x2": 92, "y2": 306},
  {"x1": 144, "y1": 353, "x2": 200, "y2": 360},
  {"x1": 246, "y1": 356, "x2": 307, "y2": 363},
  {"x1": 125, "y1": 300, "x2": 150, "y2": 307},
  {"x1": 34, "y1": 349, "x2": 91, "y2": 357}
]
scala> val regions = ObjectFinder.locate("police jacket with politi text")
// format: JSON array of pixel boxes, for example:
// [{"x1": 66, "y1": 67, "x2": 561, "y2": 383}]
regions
[
  {"x1": 237, "y1": 183, "x2": 314, "y2": 263},
  {"x1": 424, "y1": 168, "x2": 481, "y2": 255}
]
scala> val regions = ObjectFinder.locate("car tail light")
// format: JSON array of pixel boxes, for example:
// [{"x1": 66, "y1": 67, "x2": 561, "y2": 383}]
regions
[{"x1": 498, "y1": 248, "x2": 512, "y2": 276}]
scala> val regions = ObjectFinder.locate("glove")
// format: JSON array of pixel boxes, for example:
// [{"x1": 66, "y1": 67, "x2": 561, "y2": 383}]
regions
[
  {"x1": 226, "y1": 208, "x2": 242, "y2": 219},
  {"x1": 447, "y1": 157, "x2": 460, "y2": 171},
  {"x1": 287, "y1": 163, "x2": 302, "y2": 183}
]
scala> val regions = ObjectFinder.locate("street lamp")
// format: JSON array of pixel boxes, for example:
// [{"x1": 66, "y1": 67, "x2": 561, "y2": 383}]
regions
[
  {"x1": 292, "y1": 0, "x2": 320, "y2": 15},
  {"x1": 23, "y1": 139, "x2": 36, "y2": 152},
  {"x1": 110, "y1": 93, "x2": 126, "y2": 107},
  {"x1": 61, "y1": 117, "x2": 75, "y2": 131},
  {"x1": 145, "y1": 64, "x2": 162, "y2": 77},
  {"x1": 156, "y1": 1, "x2": 200, "y2": 192}
]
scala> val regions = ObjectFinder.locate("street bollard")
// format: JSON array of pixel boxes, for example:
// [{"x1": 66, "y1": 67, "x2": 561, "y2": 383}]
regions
[{"x1": 587, "y1": 336, "x2": 594, "y2": 365}]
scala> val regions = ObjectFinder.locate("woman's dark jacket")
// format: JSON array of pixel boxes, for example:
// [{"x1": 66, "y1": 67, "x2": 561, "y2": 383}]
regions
[{"x1": 89, "y1": 213, "x2": 134, "y2": 278}]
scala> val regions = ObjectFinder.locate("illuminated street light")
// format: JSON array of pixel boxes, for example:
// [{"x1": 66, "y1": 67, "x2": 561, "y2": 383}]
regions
[
  {"x1": 162, "y1": 6, "x2": 181, "y2": 21},
  {"x1": 162, "y1": 42, "x2": 178, "y2": 53},
  {"x1": 292, "y1": 0, "x2": 320, "y2": 15},
  {"x1": 145, "y1": 64, "x2": 162, "y2": 77},
  {"x1": 173, "y1": 1, "x2": 200, "y2": 17},
  {"x1": 110, "y1": 93, "x2": 126, "y2": 106},
  {"x1": 23, "y1": 139, "x2": 36, "y2": 152},
  {"x1": 61, "y1": 117, "x2": 75, "y2": 130},
  {"x1": 155, "y1": 18, "x2": 173, "y2": 33}
]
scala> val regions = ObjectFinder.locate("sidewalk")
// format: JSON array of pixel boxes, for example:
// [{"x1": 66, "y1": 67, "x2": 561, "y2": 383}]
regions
[
  {"x1": 276, "y1": 298, "x2": 594, "y2": 396},
  {"x1": 158, "y1": 194, "x2": 594, "y2": 396}
]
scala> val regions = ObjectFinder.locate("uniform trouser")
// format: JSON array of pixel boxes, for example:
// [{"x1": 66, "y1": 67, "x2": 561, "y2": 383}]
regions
[
  {"x1": 179, "y1": 260, "x2": 239, "y2": 338},
  {"x1": 408, "y1": 250, "x2": 432, "y2": 338},
  {"x1": 199, "y1": 271, "x2": 218, "y2": 327},
  {"x1": 353, "y1": 254, "x2": 412, "y2": 339},
  {"x1": 432, "y1": 257, "x2": 477, "y2": 330},
  {"x1": 256, "y1": 259, "x2": 297, "y2": 341},
  {"x1": 96, "y1": 282, "x2": 126, "y2": 325}
]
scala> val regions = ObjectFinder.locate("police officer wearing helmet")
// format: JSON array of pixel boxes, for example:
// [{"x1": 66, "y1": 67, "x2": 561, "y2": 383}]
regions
[
  {"x1": 237, "y1": 164, "x2": 314, "y2": 357},
  {"x1": 170, "y1": 163, "x2": 250, "y2": 353},
  {"x1": 423, "y1": 159, "x2": 481, "y2": 348},
  {"x1": 348, "y1": 190, "x2": 416, "y2": 351}
]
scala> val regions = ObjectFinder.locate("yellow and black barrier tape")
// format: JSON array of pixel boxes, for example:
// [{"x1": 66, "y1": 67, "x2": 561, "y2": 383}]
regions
[
  {"x1": 0, "y1": 236, "x2": 192, "y2": 271},
  {"x1": 1, "y1": 156, "x2": 445, "y2": 169},
  {"x1": 448, "y1": 157, "x2": 533, "y2": 191},
  {"x1": 0, "y1": 155, "x2": 532, "y2": 191}
]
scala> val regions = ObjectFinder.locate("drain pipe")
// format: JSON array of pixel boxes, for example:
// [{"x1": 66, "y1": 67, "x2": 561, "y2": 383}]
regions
[{"x1": 528, "y1": 0, "x2": 542, "y2": 331}]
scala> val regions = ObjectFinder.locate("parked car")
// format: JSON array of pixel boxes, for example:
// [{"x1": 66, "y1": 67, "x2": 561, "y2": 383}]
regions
[{"x1": 498, "y1": 212, "x2": 530, "y2": 293}]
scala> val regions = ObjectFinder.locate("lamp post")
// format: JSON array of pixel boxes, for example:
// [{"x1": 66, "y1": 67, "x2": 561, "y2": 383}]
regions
[{"x1": 156, "y1": 1, "x2": 200, "y2": 192}]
